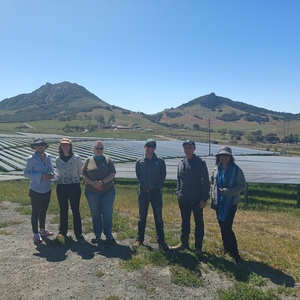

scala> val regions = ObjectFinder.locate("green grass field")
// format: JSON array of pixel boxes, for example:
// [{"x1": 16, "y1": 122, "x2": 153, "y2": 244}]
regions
[{"x1": 1, "y1": 179, "x2": 300, "y2": 299}]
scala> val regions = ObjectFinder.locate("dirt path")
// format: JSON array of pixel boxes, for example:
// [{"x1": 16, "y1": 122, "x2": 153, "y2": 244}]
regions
[{"x1": 0, "y1": 201, "x2": 230, "y2": 300}]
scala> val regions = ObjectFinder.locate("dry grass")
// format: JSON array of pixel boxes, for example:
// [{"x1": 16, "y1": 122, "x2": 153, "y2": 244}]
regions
[
  {"x1": 112, "y1": 180, "x2": 300, "y2": 282},
  {"x1": 1, "y1": 179, "x2": 300, "y2": 292}
]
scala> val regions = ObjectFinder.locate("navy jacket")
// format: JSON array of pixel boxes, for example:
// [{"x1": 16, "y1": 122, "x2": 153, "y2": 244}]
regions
[
  {"x1": 176, "y1": 154, "x2": 210, "y2": 203},
  {"x1": 135, "y1": 153, "x2": 166, "y2": 190}
]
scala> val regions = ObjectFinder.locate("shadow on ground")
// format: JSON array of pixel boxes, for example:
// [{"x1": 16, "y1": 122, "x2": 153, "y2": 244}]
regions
[
  {"x1": 33, "y1": 237, "x2": 132, "y2": 262},
  {"x1": 202, "y1": 253, "x2": 296, "y2": 288}
]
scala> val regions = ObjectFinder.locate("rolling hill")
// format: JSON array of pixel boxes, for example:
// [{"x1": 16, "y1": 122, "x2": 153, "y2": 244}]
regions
[{"x1": 0, "y1": 82, "x2": 299, "y2": 140}]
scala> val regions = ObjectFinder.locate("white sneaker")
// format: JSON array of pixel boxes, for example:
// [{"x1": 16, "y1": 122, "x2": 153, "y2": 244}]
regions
[
  {"x1": 33, "y1": 233, "x2": 42, "y2": 243},
  {"x1": 39, "y1": 229, "x2": 53, "y2": 237}
]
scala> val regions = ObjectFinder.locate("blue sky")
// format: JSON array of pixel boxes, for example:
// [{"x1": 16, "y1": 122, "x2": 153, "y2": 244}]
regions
[{"x1": 1, "y1": 0, "x2": 299, "y2": 114}]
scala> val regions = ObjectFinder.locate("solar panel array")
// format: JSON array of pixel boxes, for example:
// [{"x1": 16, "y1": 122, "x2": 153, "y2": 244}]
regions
[
  {"x1": 0, "y1": 135, "x2": 272, "y2": 171},
  {"x1": 1, "y1": 134, "x2": 299, "y2": 186}
]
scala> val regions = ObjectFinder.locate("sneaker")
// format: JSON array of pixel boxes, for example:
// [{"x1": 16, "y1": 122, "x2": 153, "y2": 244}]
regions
[
  {"x1": 39, "y1": 229, "x2": 53, "y2": 237},
  {"x1": 194, "y1": 248, "x2": 202, "y2": 256},
  {"x1": 159, "y1": 241, "x2": 170, "y2": 252},
  {"x1": 33, "y1": 233, "x2": 42, "y2": 243},
  {"x1": 91, "y1": 236, "x2": 101, "y2": 244}
]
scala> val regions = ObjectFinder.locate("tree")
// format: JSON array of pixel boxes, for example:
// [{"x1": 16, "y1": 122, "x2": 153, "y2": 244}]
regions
[
  {"x1": 247, "y1": 130, "x2": 263, "y2": 142},
  {"x1": 108, "y1": 114, "x2": 116, "y2": 124},
  {"x1": 264, "y1": 133, "x2": 280, "y2": 143},
  {"x1": 95, "y1": 114, "x2": 105, "y2": 125},
  {"x1": 284, "y1": 134, "x2": 299, "y2": 144},
  {"x1": 193, "y1": 124, "x2": 200, "y2": 131},
  {"x1": 220, "y1": 128, "x2": 227, "y2": 139}
]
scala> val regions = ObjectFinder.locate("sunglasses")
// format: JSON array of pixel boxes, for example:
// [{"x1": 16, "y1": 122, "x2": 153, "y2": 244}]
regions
[
  {"x1": 95, "y1": 147, "x2": 104, "y2": 150},
  {"x1": 146, "y1": 144, "x2": 156, "y2": 148}
]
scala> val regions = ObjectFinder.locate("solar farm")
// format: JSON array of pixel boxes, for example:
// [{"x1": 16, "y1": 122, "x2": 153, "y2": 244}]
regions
[
  {"x1": 1, "y1": 133, "x2": 300, "y2": 204},
  {"x1": 0, "y1": 133, "x2": 272, "y2": 172}
]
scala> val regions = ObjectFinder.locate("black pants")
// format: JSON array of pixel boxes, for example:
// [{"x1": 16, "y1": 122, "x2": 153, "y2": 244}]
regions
[
  {"x1": 216, "y1": 204, "x2": 239, "y2": 259},
  {"x1": 178, "y1": 197, "x2": 204, "y2": 249},
  {"x1": 29, "y1": 189, "x2": 51, "y2": 234},
  {"x1": 56, "y1": 183, "x2": 82, "y2": 236}
]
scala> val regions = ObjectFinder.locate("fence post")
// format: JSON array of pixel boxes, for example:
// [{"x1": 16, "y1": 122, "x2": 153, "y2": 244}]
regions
[
  {"x1": 297, "y1": 185, "x2": 300, "y2": 207},
  {"x1": 244, "y1": 183, "x2": 248, "y2": 208}
]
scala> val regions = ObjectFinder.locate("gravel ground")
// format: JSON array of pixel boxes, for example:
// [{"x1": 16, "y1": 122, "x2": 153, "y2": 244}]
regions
[{"x1": 0, "y1": 201, "x2": 298, "y2": 300}]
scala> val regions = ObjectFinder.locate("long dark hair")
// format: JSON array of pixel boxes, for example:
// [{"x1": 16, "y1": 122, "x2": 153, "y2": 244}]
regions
[
  {"x1": 215, "y1": 155, "x2": 235, "y2": 165},
  {"x1": 58, "y1": 144, "x2": 74, "y2": 157}
]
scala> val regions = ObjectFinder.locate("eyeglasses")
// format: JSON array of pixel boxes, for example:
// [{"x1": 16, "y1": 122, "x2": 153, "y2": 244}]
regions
[
  {"x1": 146, "y1": 144, "x2": 156, "y2": 148},
  {"x1": 95, "y1": 147, "x2": 104, "y2": 150}
]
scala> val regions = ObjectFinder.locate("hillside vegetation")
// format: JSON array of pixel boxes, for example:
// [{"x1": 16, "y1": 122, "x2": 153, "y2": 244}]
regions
[{"x1": 0, "y1": 82, "x2": 300, "y2": 150}]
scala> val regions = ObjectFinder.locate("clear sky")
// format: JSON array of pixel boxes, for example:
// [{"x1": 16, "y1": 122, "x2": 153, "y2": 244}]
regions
[{"x1": 1, "y1": 0, "x2": 299, "y2": 114}]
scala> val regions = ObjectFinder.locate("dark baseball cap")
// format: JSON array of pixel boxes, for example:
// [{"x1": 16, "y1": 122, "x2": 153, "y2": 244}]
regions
[{"x1": 182, "y1": 140, "x2": 195, "y2": 147}]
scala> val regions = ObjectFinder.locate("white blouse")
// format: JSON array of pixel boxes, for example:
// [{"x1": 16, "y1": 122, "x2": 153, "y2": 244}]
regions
[{"x1": 55, "y1": 154, "x2": 82, "y2": 184}]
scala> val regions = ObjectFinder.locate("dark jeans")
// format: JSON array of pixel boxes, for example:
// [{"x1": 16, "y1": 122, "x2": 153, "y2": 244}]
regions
[
  {"x1": 216, "y1": 204, "x2": 239, "y2": 259},
  {"x1": 178, "y1": 197, "x2": 204, "y2": 249},
  {"x1": 137, "y1": 190, "x2": 165, "y2": 244},
  {"x1": 56, "y1": 183, "x2": 82, "y2": 236},
  {"x1": 29, "y1": 189, "x2": 51, "y2": 234}
]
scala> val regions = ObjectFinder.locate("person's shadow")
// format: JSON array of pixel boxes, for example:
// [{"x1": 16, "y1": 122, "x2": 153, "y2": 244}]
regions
[
  {"x1": 33, "y1": 237, "x2": 132, "y2": 262},
  {"x1": 33, "y1": 237, "x2": 70, "y2": 262},
  {"x1": 70, "y1": 238, "x2": 132, "y2": 260},
  {"x1": 202, "y1": 253, "x2": 296, "y2": 288}
]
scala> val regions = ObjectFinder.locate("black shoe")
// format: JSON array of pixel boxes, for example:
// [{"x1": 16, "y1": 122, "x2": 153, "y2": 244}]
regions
[
  {"x1": 194, "y1": 248, "x2": 202, "y2": 256},
  {"x1": 232, "y1": 256, "x2": 242, "y2": 266},
  {"x1": 105, "y1": 237, "x2": 116, "y2": 244},
  {"x1": 76, "y1": 235, "x2": 84, "y2": 240},
  {"x1": 159, "y1": 242, "x2": 170, "y2": 252},
  {"x1": 91, "y1": 236, "x2": 101, "y2": 244}
]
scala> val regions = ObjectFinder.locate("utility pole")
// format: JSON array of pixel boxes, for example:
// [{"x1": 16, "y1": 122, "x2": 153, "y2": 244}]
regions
[{"x1": 208, "y1": 115, "x2": 211, "y2": 156}]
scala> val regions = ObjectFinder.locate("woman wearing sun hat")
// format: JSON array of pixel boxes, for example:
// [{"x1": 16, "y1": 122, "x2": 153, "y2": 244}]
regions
[
  {"x1": 210, "y1": 146, "x2": 247, "y2": 265},
  {"x1": 55, "y1": 138, "x2": 83, "y2": 240},
  {"x1": 23, "y1": 137, "x2": 54, "y2": 243}
]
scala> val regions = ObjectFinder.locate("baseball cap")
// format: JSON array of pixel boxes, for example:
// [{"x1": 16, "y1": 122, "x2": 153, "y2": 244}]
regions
[
  {"x1": 182, "y1": 140, "x2": 196, "y2": 147},
  {"x1": 145, "y1": 138, "x2": 156, "y2": 147}
]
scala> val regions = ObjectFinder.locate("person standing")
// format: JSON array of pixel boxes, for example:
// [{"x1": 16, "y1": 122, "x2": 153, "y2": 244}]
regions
[
  {"x1": 23, "y1": 138, "x2": 54, "y2": 243},
  {"x1": 82, "y1": 140, "x2": 116, "y2": 244},
  {"x1": 55, "y1": 138, "x2": 83, "y2": 240},
  {"x1": 210, "y1": 146, "x2": 246, "y2": 265},
  {"x1": 172, "y1": 140, "x2": 210, "y2": 255},
  {"x1": 134, "y1": 139, "x2": 169, "y2": 251}
]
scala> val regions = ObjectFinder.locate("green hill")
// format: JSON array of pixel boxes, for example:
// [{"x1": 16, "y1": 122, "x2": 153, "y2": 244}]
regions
[
  {"x1": 0, "y1": 83, "x2": 299, "y2": 143},
  {"x1": 0, "y1": 81, "x2": 128, "y2": 122}
]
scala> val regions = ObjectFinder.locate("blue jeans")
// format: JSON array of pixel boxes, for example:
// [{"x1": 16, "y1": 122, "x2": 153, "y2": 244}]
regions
[
  {"x1": 85, "y1": 188, "x2": 116, "y2": 238},
  {"x1": 178, "y1": 197, "x2": 204, "y2": 249},
  {"x1": 137, "y1": 190, "x2": 165, "y2": 244}
]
